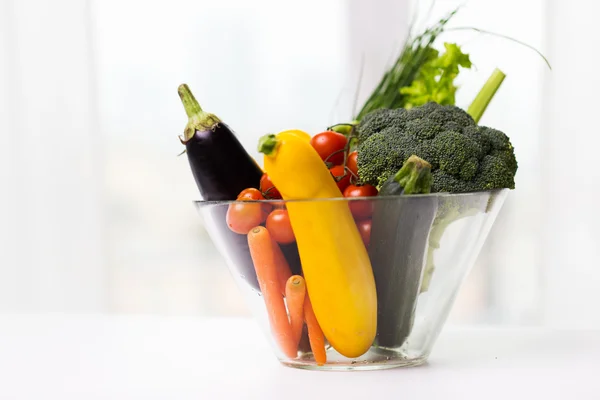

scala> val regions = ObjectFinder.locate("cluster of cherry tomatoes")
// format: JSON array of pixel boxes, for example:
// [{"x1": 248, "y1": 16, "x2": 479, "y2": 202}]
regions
[
  {"x1": 226, "y1": 130, "x2": 379, "y2": 248},
  {"x1": 310, "y1": 130, "x2": 379, "y2": 247},
  {"x1": 226, "y1": 186, "x2": 294, "y2": 245}
]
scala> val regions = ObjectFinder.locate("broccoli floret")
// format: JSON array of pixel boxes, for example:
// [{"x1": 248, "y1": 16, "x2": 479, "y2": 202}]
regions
[
  {"x1": 479, "y1": 126, "x2": 518, "y2": 175},
  {"x1": 431, "y1": 130, "x2": 483, "y2": 178},
  {"x1": 474, "y1": 155, "x2": 516, "y2": 190},
  {"x1": 431, "y1": 170, "x2": 476, "y2": 193},
  {"x1": 358, "y1": 130, "x2": 407, "y2": 186},
  {"x1": 356, "y1": 101, "x2": 517, "y2": 193},
  {"x1": 357, "y1": 108, "x2": 408, "y2": 142}
]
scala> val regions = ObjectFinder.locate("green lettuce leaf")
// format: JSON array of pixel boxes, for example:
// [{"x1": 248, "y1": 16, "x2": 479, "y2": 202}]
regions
[{"x1": 400, "y1": 43, "x2": 472, "y2": 109}]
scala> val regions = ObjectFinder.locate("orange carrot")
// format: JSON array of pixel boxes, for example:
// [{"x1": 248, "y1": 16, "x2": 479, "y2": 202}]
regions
[
  {"x1": 285, "y1": 275, "x2": 306, "y2": 348},
  {"x1": 272, "y1": 239, "x2": 293, "y2": 296},
  {"x1": 247, "y1": 226, "x2": 297, "y2": 359},
  {"x1": 304, "y1": 295, "x2": 327, "y2": 366}
]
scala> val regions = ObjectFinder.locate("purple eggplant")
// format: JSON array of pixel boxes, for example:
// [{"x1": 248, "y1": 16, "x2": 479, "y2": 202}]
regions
[
  {"x1": 178, "y1": 84, "x2": 263, "y2": 291},
  {"x1": 178, "y1": 84, "x2": 263, "y2": 201}
]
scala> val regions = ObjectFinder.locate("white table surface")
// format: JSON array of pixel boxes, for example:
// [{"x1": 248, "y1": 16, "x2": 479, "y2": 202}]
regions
[{"x1": 0, "y1": 315, "x2": 598, "y2": 399}]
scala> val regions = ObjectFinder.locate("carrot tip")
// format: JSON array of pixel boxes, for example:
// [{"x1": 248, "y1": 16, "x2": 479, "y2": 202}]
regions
[{"x1": 288, "y1": 275, "x2": 304, "y2": 286}]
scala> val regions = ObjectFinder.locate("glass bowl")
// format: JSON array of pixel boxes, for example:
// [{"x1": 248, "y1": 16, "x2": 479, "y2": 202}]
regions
[{"x1": 194, "y1": 189, "x2": 508, "y2": 371}]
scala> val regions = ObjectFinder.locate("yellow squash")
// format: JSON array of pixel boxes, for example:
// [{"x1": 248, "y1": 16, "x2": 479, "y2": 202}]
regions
[{"x1": 258, "y1": 130, "x2": 377, "y2": 358}]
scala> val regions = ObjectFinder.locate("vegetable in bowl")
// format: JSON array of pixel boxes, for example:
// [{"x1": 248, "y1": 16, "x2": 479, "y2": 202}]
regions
[
  {"x1": 353, "y1": 90, "x2": 518, "y2": 347},
  {"x1": 355, "y1": 101, "x2": 517, "y2": 192},
  {"x1": 177, "y1": 84, "x2": 264, "y2": 291},
  {"x1": 177, "y1": 3, "x2": 551, "y2": 368},
  {"x1": 369, "y1": 155, "x2": 438, "y2": 349}
]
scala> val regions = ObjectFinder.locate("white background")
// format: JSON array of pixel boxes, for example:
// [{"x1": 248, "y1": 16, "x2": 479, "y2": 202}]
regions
[{"x1": 0, "y1": 0, "x2": 597, "y2": 328}]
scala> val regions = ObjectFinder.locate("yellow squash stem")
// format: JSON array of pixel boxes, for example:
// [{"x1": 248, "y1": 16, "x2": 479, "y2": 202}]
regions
[{"x1": 258, "y1": 130, "x2": 377, "y2": 358}]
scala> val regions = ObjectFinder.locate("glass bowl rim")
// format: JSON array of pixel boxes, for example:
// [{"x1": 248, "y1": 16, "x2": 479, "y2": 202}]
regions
[{"x1": 193, "y1": 188, "x2": 510, "y2": 207}]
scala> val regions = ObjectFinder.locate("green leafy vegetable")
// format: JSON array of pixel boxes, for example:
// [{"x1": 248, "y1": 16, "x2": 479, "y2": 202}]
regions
[
  {"x1": 350, "y1": 6, "x2": 550, "y2": 124},
  {"x1": 399, "y1": 43, "x2": 472, "y2": 109},
  {"x1": 354, "y1": 9, "x2": 460, "y2": 121}
]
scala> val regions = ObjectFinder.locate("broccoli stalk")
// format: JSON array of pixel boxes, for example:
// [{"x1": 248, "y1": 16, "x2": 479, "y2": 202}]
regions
[
  {"x1": 379, "y1": 155, "x2": 433, "y2": 196},
  {"x1": 419, "y1": 201, "x2": 481, "y2": 292}
]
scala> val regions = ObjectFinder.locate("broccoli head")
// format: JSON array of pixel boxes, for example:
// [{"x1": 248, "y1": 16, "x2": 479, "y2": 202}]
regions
[{"x1": 356, "y1": 102, "x2": 517, "y2": 193}]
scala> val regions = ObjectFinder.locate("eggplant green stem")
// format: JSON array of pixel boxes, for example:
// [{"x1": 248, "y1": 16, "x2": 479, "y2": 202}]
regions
[
  {"x1": 257, "y1": 134, "x2": 279, "y2": 156},
  {"x1": 394, "y1": 155, "x2": 433, "y2": 194},
  {"x1": 467, "y1": 68, "x2": 506, "y2": 124},
  {"x1": 178, "y1": 83, "x2": 221, "y2": 142},
  {"x1": 178, "y1": 84, "x2": 202, "y2": 117}
]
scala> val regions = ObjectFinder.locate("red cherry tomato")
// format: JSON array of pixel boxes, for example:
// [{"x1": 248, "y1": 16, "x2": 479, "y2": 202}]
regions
[
  {"x1": 237, "y1": 188, "x2": 271, "y2": 222},
  {"x1": 343, "y1": 184, "x2": 378, "y2": 198},
  {"x1": 343, "y1": 184, "x2": 378, "y2": 219},
  {"x1": 259, "y1": 174, "x2": 282, "y2": 200},
  {"x1": 226, "y1": 202, "x2": 263, "y2": 234},
  {"x1": 266, "y1": 209, "x2": 295, "y2": 244},
  {"x1": 237, "y1": 188, "x2": 263, "y2": 201},
  {"x1": 330, "y1": 165, "x2": 351, "y2": 192},
  {"x1": 357, "y1": 219, "x2": 372, "y2": 247},
  {"x1": 347, "y1": 151, "x2": 359, "y2": 177},
  {"x1": 310, "y1": 131, "x2": 347, "y2": 165}
]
